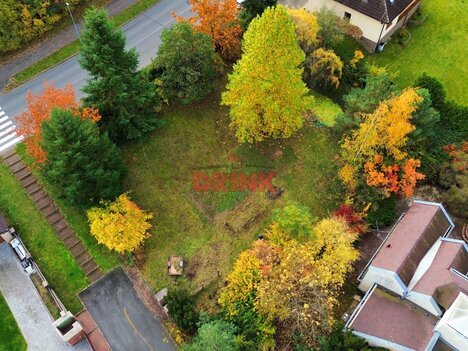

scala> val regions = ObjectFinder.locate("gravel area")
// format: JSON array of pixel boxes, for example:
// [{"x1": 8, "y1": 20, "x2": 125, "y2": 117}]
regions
[{"x1": 0, "y1": 242, "x2": 91, "y2": 351}]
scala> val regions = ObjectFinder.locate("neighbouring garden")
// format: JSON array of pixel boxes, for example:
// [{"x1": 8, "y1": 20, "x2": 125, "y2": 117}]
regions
[
  {"x1": 1, "y1": 0, "x2": 466, "y2": 350},
  {"x1": 371, "y1": 0, "x2": 468, "y2": 104},
  {"x1": 0, "y1": 292, "x2": 26, "y2": 351}
]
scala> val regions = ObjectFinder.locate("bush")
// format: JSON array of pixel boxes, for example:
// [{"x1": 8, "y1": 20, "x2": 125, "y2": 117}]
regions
[
  {"x1": 365, "y1": 196, "x2": 396, "y2": 228},
  {"x1": 182, "y1": 318, "x2": 237, "y2": 351},
  {"x1": 165, "y1": 289, "x2": 199, "y2": 335},
  {"x1": 317, "y1": 323, "x2": 388, "y2": 351},
  {"x1": 272, "y1": 203, "x2": 316, "y2": 241},
  {"x1": 87, "y1": 194, "x2": 153, "y2": 254},
  {"x1": 414, "y1": 73, "x2": 446, "y2": 111}
]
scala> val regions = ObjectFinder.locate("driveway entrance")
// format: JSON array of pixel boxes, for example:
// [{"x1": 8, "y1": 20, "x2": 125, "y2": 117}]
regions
[{"x1": 79, "y1": 268, "x2": 175, "y2": 351}]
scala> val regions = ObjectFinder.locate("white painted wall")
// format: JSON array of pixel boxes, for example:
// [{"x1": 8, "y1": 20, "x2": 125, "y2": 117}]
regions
[
  {"x1": 292, "y1": 0, "x2": 386, "y2": 43},
  {"x1": 406, "y1": 291, "x2": 443, "y2": 317},
  {"x1": 359, "y1": 266, "x2": 408, "y2": 296},
  {"x1": 352, "y1": 331, "x2": 416, "y2": 351}
]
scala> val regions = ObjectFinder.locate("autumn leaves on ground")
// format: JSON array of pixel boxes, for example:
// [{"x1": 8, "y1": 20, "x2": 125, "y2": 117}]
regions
[{"x1": 1, "y1": 0, "x2": 466, "y2": 350}]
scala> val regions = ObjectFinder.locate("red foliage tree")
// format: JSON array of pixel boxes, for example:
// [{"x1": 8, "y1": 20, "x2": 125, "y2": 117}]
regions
[{"x1": 333, "y1": 204, "x2": 367, "y2": 235}]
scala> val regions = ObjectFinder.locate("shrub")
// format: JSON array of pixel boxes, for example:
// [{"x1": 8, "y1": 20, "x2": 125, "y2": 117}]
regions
[
  {"x1": 165, "y1": 289, "x2": 199, "y2": 335},
  {"x1": 182, "y1": 319, "x2": 237, "y2": 351},
  {"x1": 365, "y1": 196, "x2": 396, "y2": 228},
  {"x1": 87, "y1": 194, "x2": 153, "y2": 254},
  {"x1": 272, "y1": 204, "x2": 316, "y2": 241},
  {"x1": 318, "y1": 323, "x2": 388, "y2": 351},
  {"x1": 414, "y1": 73, "x2": 446, "y2": 111}
]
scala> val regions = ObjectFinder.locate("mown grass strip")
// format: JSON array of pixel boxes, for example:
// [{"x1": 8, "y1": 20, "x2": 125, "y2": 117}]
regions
[{"x1": 0, "y1": 161, "x2": 89, "y2": 313}]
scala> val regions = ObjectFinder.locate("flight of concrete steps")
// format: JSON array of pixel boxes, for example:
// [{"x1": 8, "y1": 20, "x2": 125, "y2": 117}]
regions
[{"x1": 2, "y1": 149, "x2": 103, "y2": 282}]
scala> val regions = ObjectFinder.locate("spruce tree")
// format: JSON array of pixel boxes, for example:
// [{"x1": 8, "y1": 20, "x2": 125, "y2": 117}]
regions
[
  {"x1": 41, "y1": 108, "x2": 127, "y2": 206},
  {"x1": 79, "y1": 8, "x2": 161, "y2": 141}
]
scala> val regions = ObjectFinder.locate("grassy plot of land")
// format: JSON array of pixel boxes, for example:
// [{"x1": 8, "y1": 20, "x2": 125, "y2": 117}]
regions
[
  {"x1": 16, "y1": 145, "x2": 121, "y2": 272},
  {"x1": 0, "y1": 162, "x2": 88, "y2": 313},
  {"x1": 122, "y1": 87, "x2": 343, "y2": 296},
  {"x1": 371, "y1": 0, "x2": 468, "y2": 104},
  {"x1": 13, "y1": 0, "x2": 161, "y2": 85},
  {"x1": 0, "y1": 292, "x2": 26, "y2": 351}
]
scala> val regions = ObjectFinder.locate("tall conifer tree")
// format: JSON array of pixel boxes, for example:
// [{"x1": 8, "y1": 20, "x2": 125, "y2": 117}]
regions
[{"x1": 79, "y1": 9, "x2": 161, "y2": 141}]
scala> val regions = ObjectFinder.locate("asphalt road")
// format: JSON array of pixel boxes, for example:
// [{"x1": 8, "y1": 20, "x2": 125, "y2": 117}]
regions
[
  {"x1": 79, "y1": 268, "x2": 175, "y2": 351},
  {"x1": 0, "y1": 0, "x2": 190, "y2": 120}
]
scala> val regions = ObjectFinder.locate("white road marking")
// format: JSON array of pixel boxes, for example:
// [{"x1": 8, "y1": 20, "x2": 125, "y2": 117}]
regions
[{"x1": 0, "y1": 106, "x2": 24, "y2": 154}]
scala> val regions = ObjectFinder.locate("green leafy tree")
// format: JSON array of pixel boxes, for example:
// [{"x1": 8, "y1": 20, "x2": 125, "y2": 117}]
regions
[
  {"x1": 272, "y1": 204, "x2": 316, "y2": 241},
  {"x1": 222, "y1": 5, "x2": 312, "y2": 143},
  {"x1": 165, "y1": 289, "x2": 199, "y2": 335},
  {"x1": 318, "y1": 323, "x2": 388, "y2": 351},
  {"x1": 239, "y1": 0, "x2": 277, "y2": 29},
  {"x1": 316, "y1": 7, "x2": 349, "y2": 49},
  {"x1": 0, "y1": 0, "x2": 22, "y2": 51},
  {"x1": 335, "y1": 71, "x2": 397, "y2": 133},
  {"x1": 151, "y1": 23, "x2": 216, "y2": 105},
  {"x1": 182, "y1": 319, "x2": 237, "y2": 351},
  {"x1": 79, "y1": 8, "x2": 161, "y2": 141},
  {"x1": 41, "y1": 109, "x2": 126, "y2": 206}
]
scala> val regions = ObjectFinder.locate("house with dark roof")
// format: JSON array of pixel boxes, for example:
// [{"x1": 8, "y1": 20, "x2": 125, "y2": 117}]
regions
[
  {"x1": 346, "y1": 201, "x2": 468, "y2": 350},
  {"x1": 282, "y1": 0, "x2": 421, "y2": 51}
]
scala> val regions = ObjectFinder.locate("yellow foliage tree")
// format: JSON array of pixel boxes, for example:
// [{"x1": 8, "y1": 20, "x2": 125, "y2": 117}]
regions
[
  {"x1": 221, "y1": 5, "x2": 312, "y2": 143},
  {"x1": 87, "y1": 194, "x2": 153, "y2": 254},
  {"x1": 340, "y1": 88, "x2": 425, "y2": 196},
  {"x1": 286, "y1": 7, "x2": 320, "y2": 53},
  {"x1": 223, "y1": 216, "x2": 359, "y2": 349}
]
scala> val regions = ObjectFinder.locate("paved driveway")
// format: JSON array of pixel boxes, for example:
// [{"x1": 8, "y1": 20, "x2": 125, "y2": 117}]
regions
[
  {"x1": 79, "y1": 268, "x2": 175, "y2": 351},
  {"x1": 0, "y1": 243, "x2": 90, "y2": 351}
]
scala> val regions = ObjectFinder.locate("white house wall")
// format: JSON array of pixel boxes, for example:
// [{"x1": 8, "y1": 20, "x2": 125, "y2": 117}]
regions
[
  {"x1": 352, "y1": 331, "x2": 416, "y2": 351},
  {"x1": 359, "y1": 266, "x2": 407, "y2": 296},
  {"x1": 406, "y1": 291, "x2": 442, "y2": 317},
  {"x1": 297, "y1": 0, "x2": 386, "y2": 43}
]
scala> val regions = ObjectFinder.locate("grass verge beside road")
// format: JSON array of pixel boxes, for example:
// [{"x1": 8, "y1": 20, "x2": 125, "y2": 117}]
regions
[
  {"x1": 0, "y1": 162, "x2": 89, "y2": 313},
  {"x1": 0, "y1": 292, "x2": 27, "y2": 351},
  {"x1": 12, "y1": 0, "x2": 161, "y2": 85}
]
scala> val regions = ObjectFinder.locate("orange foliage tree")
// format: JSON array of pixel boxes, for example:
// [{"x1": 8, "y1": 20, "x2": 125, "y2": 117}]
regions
[
  {"x1": 339, "y1": 88, "x2": 426, "y2": 198},
  {"x1": 17, "y1": 81, "x2": 100, "y2": 164},
  {"x1": 364, "y1": 155, "x2": 424, "y2": 197},
  {"x1": 174, "y1": 0, "x2": 242, "y2": 61}
]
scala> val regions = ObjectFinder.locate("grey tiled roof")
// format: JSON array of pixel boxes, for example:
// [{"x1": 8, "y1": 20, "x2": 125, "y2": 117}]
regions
[{"x1": 335, "y1": 0, "x2": 416, "y2": 23}]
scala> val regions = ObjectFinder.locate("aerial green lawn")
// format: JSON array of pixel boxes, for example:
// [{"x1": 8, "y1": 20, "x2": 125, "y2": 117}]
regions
[
  {"x1": 371, "y1": 0, "x2": 467, "y2": 104},
  {"x1": 0, "y1": 292, "x2": 26, "y2": 351},
  {"x1": 0, "y1": 163, "x2": 88, "y2": 313},
  {"x1": 122, "y1": 85, "x2": 343, "y2": 296}
]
